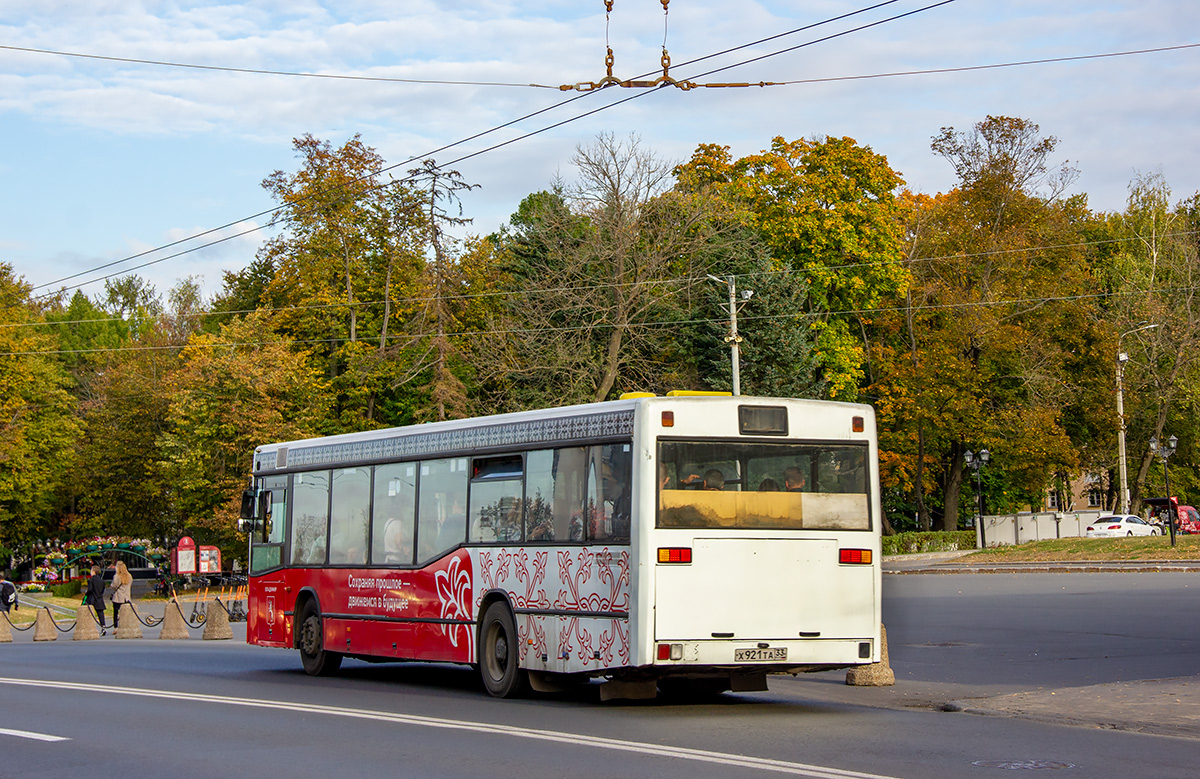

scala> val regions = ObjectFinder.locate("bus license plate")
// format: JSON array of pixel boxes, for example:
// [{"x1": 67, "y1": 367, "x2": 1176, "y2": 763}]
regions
[{"x1": 735, "y1": 647, "x2": 787, "y2": 662}]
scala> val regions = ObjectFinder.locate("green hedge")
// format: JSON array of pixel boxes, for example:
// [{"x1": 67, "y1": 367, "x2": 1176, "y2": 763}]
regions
[
  {"x1": 882, "y1": 531, "x2": 977, "y2": 556},
  {"x1": 51, "y1": 580, "x2": 82, "y2": 597}
]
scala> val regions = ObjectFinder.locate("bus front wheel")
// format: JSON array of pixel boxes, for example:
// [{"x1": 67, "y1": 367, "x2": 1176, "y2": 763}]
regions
[
  {"x1": 479, "y1": 601, "x2": 527, "y2": 698},
  {"x1": 297, "y1": 600, "x2": 343, "y2": 677}
]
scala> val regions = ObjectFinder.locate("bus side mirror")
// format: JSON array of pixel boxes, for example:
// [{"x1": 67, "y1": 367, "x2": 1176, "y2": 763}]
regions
[{"x1": 240, "y1": 489, "x2": 256, "y2": 520}]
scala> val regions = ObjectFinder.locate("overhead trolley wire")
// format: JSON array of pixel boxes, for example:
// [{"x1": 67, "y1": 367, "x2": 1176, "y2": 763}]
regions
[{"x1": 28, "y1": 0, "x2": 931, "y2": 296}]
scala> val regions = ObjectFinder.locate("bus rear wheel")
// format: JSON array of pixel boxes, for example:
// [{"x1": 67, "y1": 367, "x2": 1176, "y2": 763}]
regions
[
  {"x1": 479, "y1": 601, "x2": 527, "y2": 698},
  {"x1": 297, "y1": 600, "x2": 342, "y2": 677}
]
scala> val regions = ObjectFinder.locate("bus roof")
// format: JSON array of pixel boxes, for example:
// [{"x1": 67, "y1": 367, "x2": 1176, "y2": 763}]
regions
[{"x1": 250, "y1": 395, "x2": 872, "y2": 475}]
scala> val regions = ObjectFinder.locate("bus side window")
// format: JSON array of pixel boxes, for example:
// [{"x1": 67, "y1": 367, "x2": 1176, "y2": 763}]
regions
[
  {"x1": 373, "y1": 463, "x2": 416, "y2": 566},
  {"x1": 329, "y1": 467, "x2": 369, "y2": 565},
  {"x1": 589, "y1": 443, "x2": 632, "y2": 543},
  {"x1": 416, "y1": 458, "x2": 468, "y2": 563},
  {"x1": 291, "y1": 470, "x2": 330, "y2": 565},
  {"x1": 526, "y1": 448, "x2": 587, "y2": 543}
]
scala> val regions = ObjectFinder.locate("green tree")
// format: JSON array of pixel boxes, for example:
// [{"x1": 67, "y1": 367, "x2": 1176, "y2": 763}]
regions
[{"x1": 0, "y1": 264, "x2": 82, "y2": 551}]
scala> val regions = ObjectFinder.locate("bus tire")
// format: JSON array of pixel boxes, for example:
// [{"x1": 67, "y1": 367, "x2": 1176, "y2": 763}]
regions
[
  {"x1": 297, "y1": 600, "x2": 342, "y2": 677},
  {"x1": 479, "y1": 601, "x2": 527, "y2": 698}
]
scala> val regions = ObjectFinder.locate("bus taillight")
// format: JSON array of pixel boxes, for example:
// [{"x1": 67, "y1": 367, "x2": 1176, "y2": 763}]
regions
[
  {"x1": 839, "y1": 548, "x2": 872, "y2": 565},
  {"x1": 657, "y1": 643, "x2": 683, "y2": 660},
  {"x1": 657, "y1": 547, "x2": 692, "y2": 564}
]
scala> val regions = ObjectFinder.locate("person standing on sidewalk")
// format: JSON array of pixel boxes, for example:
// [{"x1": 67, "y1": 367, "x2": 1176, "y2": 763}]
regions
[
  {"x1": 109, "y1": 560, "x2": 133, "y2": 629},
  {"x1": 83, "y1": 565, "x2": 107, "y2": 635},
  {"x1": 0, "y1": 572, "x2": 18, "y2": 615}
]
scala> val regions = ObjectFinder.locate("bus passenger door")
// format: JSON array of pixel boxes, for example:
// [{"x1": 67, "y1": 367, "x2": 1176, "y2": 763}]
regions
[{"x1": 248, "y1": 475, "x2": 289, "y2": 647}]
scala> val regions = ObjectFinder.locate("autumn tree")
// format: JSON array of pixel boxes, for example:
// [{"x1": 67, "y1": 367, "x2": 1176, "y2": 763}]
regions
[
  {"x1": 0, "y1": 264, "x2": 82, "y2": 551},
  {"x1": 870, "y1": 117, "x2": 1096, "y2": 531},
  {"x1": 158, "y1": 311, "x2": 331, "y2": 554},
  {"x1": 1099, "y1": 173, "x2": 1200, "y2": 512},
  {"x1": 675, "y1": 136, "x2": 907, "y2": 399},
  {"x1": 482, "y1": 134, "x2": 738, "y2": 409},
  {"x1": 258, "y1": 134, "x2": 430, "y2": 431}
]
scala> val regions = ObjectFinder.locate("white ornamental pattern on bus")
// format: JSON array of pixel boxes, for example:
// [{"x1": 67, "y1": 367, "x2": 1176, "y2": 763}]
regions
[
  {"x1": 434, "y1": 552, "x2": 474, "y2": 656},
  {"x1": 555, "y1": 548, "x2": 631, "y2": 667},
  {"x1": 475, "y1": 546, "x2": 630, "y2": 668}
]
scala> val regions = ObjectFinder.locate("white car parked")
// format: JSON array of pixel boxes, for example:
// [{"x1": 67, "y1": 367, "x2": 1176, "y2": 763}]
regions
[{"x1": 1085, "y1": 515, "x2": 1159, "y2": 538}]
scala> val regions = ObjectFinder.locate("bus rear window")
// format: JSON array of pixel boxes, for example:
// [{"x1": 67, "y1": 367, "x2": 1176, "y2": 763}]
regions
[{"x1": 657, "y1": 440, "x2": 870, "y2": 531}]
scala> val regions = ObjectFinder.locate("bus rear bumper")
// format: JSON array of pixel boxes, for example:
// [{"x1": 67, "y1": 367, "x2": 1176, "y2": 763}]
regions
[{"x1": 650, "y1": 637, "x2": 877, "y2": 667}]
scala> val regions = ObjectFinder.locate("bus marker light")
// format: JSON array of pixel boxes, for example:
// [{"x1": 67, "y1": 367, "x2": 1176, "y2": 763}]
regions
[
  {"x1": 657, "y1": 547, "x2": 692, "y2": 564},
  {"x1": 852, "y1": 416, "x2": 864, "y2": 432},
  {"x1": 662, "y1": 411, "x2": 674, "y2": 427},
  {"x1": 839, "y1": 549, "x2": 872, "y2": 565}
]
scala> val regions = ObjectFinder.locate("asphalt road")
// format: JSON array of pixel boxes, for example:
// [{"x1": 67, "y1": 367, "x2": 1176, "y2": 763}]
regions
[{"x1": 2, "y1": 572, "x2": 1199, "y2": 778}]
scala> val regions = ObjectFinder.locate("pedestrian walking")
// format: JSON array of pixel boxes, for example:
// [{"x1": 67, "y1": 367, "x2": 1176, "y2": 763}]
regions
[
  {"x1": 83, "y1": 565, "x2": 107, "y2": 635},
  {"x1": 0, "y1": 572, "x2": 18, "y2": 615},
  {"x1": 110, "y1": 560, "x2": 133, "y2": 629}
]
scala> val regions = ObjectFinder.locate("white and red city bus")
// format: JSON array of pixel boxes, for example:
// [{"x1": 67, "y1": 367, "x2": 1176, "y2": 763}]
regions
[{"x1": 239, "y1": 393, "x2": 882, "y2": 699}]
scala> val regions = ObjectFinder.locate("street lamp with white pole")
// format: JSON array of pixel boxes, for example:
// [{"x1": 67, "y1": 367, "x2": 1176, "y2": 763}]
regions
[{"x1": 1117, "y1": 323, "x2": 1157, "y2": 514}]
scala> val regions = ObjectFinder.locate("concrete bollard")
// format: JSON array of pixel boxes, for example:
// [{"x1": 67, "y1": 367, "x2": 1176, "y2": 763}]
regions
[
  {"x1": 0, "y1": 612, "x2": 12, "y2": 642},
  {"x1": 33, "y1": 608, "x2": 59, "y2": 642},
  {"x1": 202, "y1": 599, "x2": 233, "y2": 640},
  {"x1": 845, "y1": 624, "x2": 895, "y2": 686},
  {"x1": 114, "y1": 603, "x2": 143, "y2": 639},
  {"x1": 73, "y1": 605, "x2": 101, "y2": 641},
  {"x1": 159, "y1": 599, "x2": 191, "y2": 640}
]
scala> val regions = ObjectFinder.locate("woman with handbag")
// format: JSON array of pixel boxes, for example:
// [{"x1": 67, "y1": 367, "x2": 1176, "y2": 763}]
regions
[{"x1": 110, "y1": 560, "x2": 133, "y2": 629}]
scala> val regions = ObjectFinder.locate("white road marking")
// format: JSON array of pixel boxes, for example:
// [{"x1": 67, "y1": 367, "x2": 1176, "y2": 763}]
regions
[
  {"x1": 0, "y1": 676, "x2": 899, "y2": 778},
  {"x1": 0, "y1": 727, "x2": 70, "y2": 742}
]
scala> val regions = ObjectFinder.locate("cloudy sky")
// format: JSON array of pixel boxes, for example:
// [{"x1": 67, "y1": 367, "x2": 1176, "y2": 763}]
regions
[{"x1": 2, "y1": 1, "x2": 1197, "y2": 302}]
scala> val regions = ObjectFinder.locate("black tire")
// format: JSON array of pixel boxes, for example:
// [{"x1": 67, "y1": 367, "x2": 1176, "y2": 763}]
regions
[
  {"x1": 297, "y1": 600, "x2": 342, "y2": 677},
  {"x1": 478, "y1": 601, "x2": 527, "y2": 698}
]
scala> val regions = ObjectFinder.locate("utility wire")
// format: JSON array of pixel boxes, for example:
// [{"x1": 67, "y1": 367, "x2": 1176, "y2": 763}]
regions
[
  {"x1": 2, "y1": 282, "x2": 1196, "y2": 359},
  {"x1": 0, "y1": 43, "x2": 543, "y2": 88},
  {"x1": 11, "y1": 228, "x2": 1199, "y2": 332}
]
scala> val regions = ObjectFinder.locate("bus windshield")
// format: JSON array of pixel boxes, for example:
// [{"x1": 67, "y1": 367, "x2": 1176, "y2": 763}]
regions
[{"x1": 657, "y1": 440, "x2": 870, "y2": 531}]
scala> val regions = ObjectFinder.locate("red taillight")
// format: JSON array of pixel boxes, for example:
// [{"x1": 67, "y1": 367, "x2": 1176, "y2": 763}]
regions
[
  {"x1": 658, "y1": 547, "x2": 692, "y2": 564},
  {"x1": 839, "y1": 548, "x2": 872, "y2": 565},
  {"x1": 1107, "y1": 525, "x2": 1121, "y2": 530},
  {"x1": 657, "y1": 643, "x2": 671, "y2": 660}
]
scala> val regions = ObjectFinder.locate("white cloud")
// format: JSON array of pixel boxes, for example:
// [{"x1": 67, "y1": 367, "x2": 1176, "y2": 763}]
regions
[{"x1": 1, "y1": 0, "x2": 1197, "y2": 300}]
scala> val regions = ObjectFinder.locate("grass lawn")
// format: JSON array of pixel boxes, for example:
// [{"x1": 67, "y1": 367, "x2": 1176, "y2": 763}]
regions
[
  {"x1": 964, "y1": 534, "x2": 1200, "y2": 562},
  {"x1": 6, "y1": 594, "x2": 85, "y2": 625}
]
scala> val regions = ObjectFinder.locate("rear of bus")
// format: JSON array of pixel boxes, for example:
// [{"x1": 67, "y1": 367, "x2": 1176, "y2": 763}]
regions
[{"x1": 639, "y1": 396, "x2": 881, "y2": 690}]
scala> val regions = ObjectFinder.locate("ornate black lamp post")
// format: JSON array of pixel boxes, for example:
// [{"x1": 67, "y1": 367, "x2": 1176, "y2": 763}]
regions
[
  {"x1": 965, "y1": 449, "x2": 990, "y2": 548},
  {"x1": 1149, "y1": 435, "x2": 1178, "y2": 547}
]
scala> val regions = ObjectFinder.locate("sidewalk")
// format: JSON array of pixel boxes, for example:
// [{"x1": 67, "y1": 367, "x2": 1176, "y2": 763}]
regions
[{"x1": 884, "y1": 550, "x2": 1200, "y2": 574}]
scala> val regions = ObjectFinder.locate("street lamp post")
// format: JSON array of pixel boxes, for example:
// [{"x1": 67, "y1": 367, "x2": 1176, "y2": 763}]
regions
[
  {"x1": 1149, "y1": 435, "x2": 1179, "y2": 547},
  {"x1": 706, "y1": 275, "x2": 753, "y2": 396},
  {"x1": 1117, "y1": 323, "x2": 1158, "y2": 514},
  {"x1": 965, "y1": 449, "x2": 990, "y2": 548}
]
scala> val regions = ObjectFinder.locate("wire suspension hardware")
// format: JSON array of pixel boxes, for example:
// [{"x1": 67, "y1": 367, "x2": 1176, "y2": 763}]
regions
[{"x1": 561, "y1": 0, "x2": 778, "y2": 91}]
